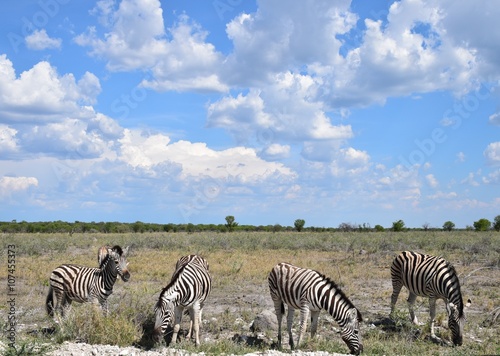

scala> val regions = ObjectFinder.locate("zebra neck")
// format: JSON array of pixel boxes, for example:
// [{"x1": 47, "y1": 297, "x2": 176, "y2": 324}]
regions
[
  {"x1": 322, "y1": 287, "x2": 355, "y2": 327},
  {"x1": 99, "y1": 256, "x2": 118, "y2": 289}
]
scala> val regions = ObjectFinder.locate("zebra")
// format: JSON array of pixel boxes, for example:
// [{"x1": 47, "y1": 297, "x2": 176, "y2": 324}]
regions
[
  {"x1": 153, "y1": 254, "x2": 212, "y2": 346},
  {"x1": 390, "y1": 251, "x2": 469, "y2": 346},
  {"x1": 268, "y1": 262, "x2": 363, "y2": 355},
  {"x1": 46, "y1": 245, "x2": 130, "y2": 317}
]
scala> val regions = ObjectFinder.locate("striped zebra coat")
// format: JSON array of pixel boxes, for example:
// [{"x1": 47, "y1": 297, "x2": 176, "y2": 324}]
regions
[
  {"x1": 46, "y1": 245, "x2": 130, "y2": 317},
  {"x1": 153, "y1": 255, "x2": 212, "y2": 346},
  {"x1": 268, "y1": 262, "x2": 363, "y2": 355},
  {"x1": 390, "y1": 251, "x2": 468, "y2": 346}
]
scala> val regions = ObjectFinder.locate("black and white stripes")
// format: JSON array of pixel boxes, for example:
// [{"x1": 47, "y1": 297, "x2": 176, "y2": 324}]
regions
[
  {"x1": 153, "y1": 255, "x2": 212, "y2": 346},
  {"x1": 390, "y1": 251, "x2": 467, "y2": 345},
  {"x1": 268, "y1": 262, "x2": 363, "y2": 355},
  {"x1": 46, "y1": 245, "x2": 130, "y2": 317}
]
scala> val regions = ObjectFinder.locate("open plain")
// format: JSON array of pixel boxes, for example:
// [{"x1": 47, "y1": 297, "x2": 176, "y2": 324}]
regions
[{"x1": 1, "y1": 231, "x2": 499, "y2": 355}]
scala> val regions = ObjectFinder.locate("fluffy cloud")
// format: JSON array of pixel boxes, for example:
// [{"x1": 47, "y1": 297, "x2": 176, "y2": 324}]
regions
[
  {"x1": 25, "y1": 29, "x2": 62, "y2": 50},
  {"x1": 77, "y1": 1, "x2": 226, "y2": 92},
  {"x1": 425, "y1": 173, "x2": 438, "y2": 188},
  {"x1": 484, "y1": 142, "x2": 500, "y2": 165},
  {"x1": 0, "y1": 56, "x2": 101, "y2": 122},
  {"x1": 207, "y1": 73, "x2": 352, "y2": 144},
  {"x1": 0, "y1": 125, "x2": 18, "y2": 153},
  {"x1": 0, "y1": 176, "x2": 38, "y2": 196},
  {"x1": 118, "y1": 129, "x2": 296, "y2": 182}
]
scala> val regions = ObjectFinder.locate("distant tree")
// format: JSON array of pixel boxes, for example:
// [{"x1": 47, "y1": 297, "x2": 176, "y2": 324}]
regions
[
  {"x1": 392, "y1": 219, "x2": 406, "y2": 232},
  {"x1": 273, "y1": 224, "x2": 283, "y2": 233},
  {"x1": 473, "y1": 218, "x2": 491, "y2": 231},
  {"x1": 493, "y1": 215, "x2": 500, "y2": 232},
  {"x1": 422, "y1": 222, "x2": 430, "y2": 231},
  {"x1": 225, "y1": 215, "x2": 238, "y2": 232},
  {"x1": 294, "y1": 219, "x2": 305, "y2": 232},
  {"x1": 374, "y1": 224, "x2": 385, "y2": 232},
  {"x1": 338, "y1": 222, "x2": 356, "y2": 232},
  {"x1": 442, "y1": 221, "x2": 455, "y2": 231}
]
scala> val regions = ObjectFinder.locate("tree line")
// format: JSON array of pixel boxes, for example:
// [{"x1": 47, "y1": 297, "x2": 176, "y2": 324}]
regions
[{"x1": 1, "y1": 215, "x2": 499, "y2": 234}]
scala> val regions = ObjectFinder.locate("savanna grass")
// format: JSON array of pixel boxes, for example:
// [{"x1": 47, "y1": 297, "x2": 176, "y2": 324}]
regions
[{"x1": 0, "y1": 231, "x2": 499, "y2": 355}]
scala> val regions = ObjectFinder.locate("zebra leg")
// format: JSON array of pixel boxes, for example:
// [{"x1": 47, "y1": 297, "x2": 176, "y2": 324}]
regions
[
  {"x1": 310, "y1": 310, "x2": 320, "y2": 338},
  {"x1": 390, "y1": 279, "x2": 403, "y2": 319},
  {"x1": 287, "y1": 307, "x2": 295, "y2": 350},
  {"x1": 187, "y1": 308, "x2": 194, "y2": 340},
  {"x1": 171, "y1": 306, "x2": 183, "y2": 344},
  {"x1": 296, "y1": 305, "x2": 310, "y2": 348},
  {"x1": 272, "y1": 300, "x2": 284, "y2": 349},
  {"x1": 407, "y1": 292, "x2": 420, "y2": 325},
  {"x1": 191, "y1": 304, "x2": 202, "y2": 346},
  {"x1": 428, "y1": 298, "x2": 443, "y2": 343}
]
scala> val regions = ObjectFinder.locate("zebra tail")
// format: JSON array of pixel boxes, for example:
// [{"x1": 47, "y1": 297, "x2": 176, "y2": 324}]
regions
[
  {"x1": 46, "y1": 285, "x2": 54, "y2": 317},
  {"x1": 280, "y1": 301, "x2": 285, "y2": 315}
]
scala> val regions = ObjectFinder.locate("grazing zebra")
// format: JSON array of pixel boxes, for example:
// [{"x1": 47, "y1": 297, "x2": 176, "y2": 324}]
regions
[
  {"x1": 390, "y1": 251, "x2": 469, "y2": 346},
  {"x1": 268, "y1": 262, "x2": 363, "y2": 355},
  {"x1": 153, "y1": 255, "x2": 212, "y2": 346},
  {"x1": 46, "y1": 245, "x2": 130, "y2": 317}
]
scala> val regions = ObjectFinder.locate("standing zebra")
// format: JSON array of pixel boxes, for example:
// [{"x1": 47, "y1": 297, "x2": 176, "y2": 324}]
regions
[
  {"x1": 268, "y1": 262, "x2": 363, "y2": 355},
  {"x1": 390, "y1": 251, "x2": 468, "y2": 346},
  {"x1": 46, "y1": 245, "x2": 130, "y2": 317},
  {"x1": 153, "y1": 255, "x2": 212, "y2": 346}
]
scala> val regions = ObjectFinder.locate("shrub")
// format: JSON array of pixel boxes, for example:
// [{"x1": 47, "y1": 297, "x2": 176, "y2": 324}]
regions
[{"x1": 473, "y1": 218, "x2": 491, "y2": 231}]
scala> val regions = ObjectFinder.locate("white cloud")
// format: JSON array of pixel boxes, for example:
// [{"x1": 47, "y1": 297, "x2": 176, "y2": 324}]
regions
[
  {"x1": 0, "y1": 125, "x2": 18, "y2": 153},
  {"x1": 25, "y1": 29, "x2": 62, "y2": 50},
  {"x1": 489, "y1": 112, "x2": 500, "y2": 125},
  {"x1": 259, "y1": 143, "x2": 290, "y2": 160},
  {"x1": 482, "y1": 169, "x2": 500, "y2": 185},
  {"x1": 77, "y1": 1, "x2": 226, "y2": 92},
  {"x1": 75, "y1": 0, "x2": 167, "y2": 71},
  {"x1": 427, "y1": 190, "x2": 457, "y2": 199},
  {"x1": 425, "y1": 173, "x2": 438, "y2": 187},
  {"x1": 0, "y1": 56, "x2": 101, "y2": 122},
  {"x1": 207, "y1": 73, "x2": 353, "y2": 144},
  {"x1": 0, "y1": 176, "x2": 38, "y2": 196},
  {"x1": 456, "y1": 151, "x2": 465, "y2": 162},
  {"x1": 118, "y1": 129, "x2": 296, "y2": 182},
  {"x1": 484, "y1": 142, "x2": 500, "y2": 165}
]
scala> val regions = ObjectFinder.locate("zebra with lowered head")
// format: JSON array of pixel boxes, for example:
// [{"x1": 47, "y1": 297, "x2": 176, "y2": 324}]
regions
[
  {"x1": 268, "y1": 262, "x2": 363, "y2": 355},
  {"x1": 153, "y1": 254, "x2": 212, "y2": 346},
  {"x1": 390, "y1": 250, "x2": 469, "y2": 346},
  {"x1": 46, "y1": 245, "x2": 130, "y2": 317}
]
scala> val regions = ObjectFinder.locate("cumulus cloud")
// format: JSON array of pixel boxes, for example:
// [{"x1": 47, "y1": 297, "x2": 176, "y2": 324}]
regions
[
  {"x1": 0, "y1": 56, "x2": 101, "y2": 122},
  {"x1": 207, "y1": 73, "x2": 353, "y2": 144},
  {"x1": 259, "y1": 143, "x2": 290, "y2": 160},
  {"x1": 425, "y1": 173, "x2": 438, "y2": 187},
  {"x1": 484, "y1": 142, "x2": 500, "y2": 165},
  {"x1": 77, "y1": 1, "x2": 226, "y2": 92},
  {"x1": 25, "y1": 29, "x2": 62, "y2": 50},
  {"x1": 118, "y1": 129, "x2": 296, "y2": 182},
  {"x1": 0, "y1": 176, "x2": 38, "y2": 196},
  {"x1": 0, "y1": 125, "x2": 18, "y2": 154},
  {"x1": 489, "y1": 112, "x2": 500, "y2": 125}
]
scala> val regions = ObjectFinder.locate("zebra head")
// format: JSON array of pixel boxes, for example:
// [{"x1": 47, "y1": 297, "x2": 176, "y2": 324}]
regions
[
  {"x1": 109, "y1": 245, "x2": 130, "y2": 282},
  {"x1": 447, "y1": 299, "x2": 469, "y2": 346},
  {"x1": 341, "y1": 308, "x2": 363, "y2": 355},
  {"x1": 153, "y1": 299, "x2": 174, "y2": 343}
]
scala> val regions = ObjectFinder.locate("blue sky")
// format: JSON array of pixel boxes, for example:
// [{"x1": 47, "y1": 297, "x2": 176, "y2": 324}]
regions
[{"x1": 0, "y1": 0, "x2": 499, "y2": 228}]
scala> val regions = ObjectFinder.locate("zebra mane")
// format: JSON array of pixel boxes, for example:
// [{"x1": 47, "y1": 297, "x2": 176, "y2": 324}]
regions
[
  {"x1": 111, "y1": 245, "x2": 123, "y2": 256},
  {"x1": 98, "y1": 251, "x2": 112, "y2": 269},
  {"x1": 318, "y1": 271, "x2": 362, "y2": 321}
]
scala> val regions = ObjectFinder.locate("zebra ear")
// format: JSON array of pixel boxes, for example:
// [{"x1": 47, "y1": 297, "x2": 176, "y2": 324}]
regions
[
  {"x1": 465, "y1": 299, "x2": 472, "y2": 308},
  {"x1": 349, "y1": 308, "x2": 358, "y2": 321},
  {"x1": 123, "y1": 246, "x2": 129, "y2": 256}
]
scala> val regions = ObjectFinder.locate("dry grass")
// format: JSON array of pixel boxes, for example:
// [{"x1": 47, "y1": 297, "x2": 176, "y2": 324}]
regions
[{"x1": 0, "y1": 231, "x2": 499, "y2": 355}]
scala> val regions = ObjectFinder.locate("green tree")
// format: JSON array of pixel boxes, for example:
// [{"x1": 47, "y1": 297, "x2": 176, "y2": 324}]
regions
[
  {"x1": 493, "y1": 215, "x2": 500, "y2": 232},
  {"x1": 294, "y1": 219, "x2": 305, "y2": 232},
  {"x1": 443, "y1": 221, "x2": 455, "y2": 231},
  {"x1": 392, "y1": 219, "x2": 406, "y2": 232},
  {"x1": 374, "y1": 224, "x2": 385, "y2": 232},
  {"x1": 225, "y1": 215, "x2": 238, "y2": 232},
  {"x1": 473, "y1": 218, "x2": 491, "y2": 231}
]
